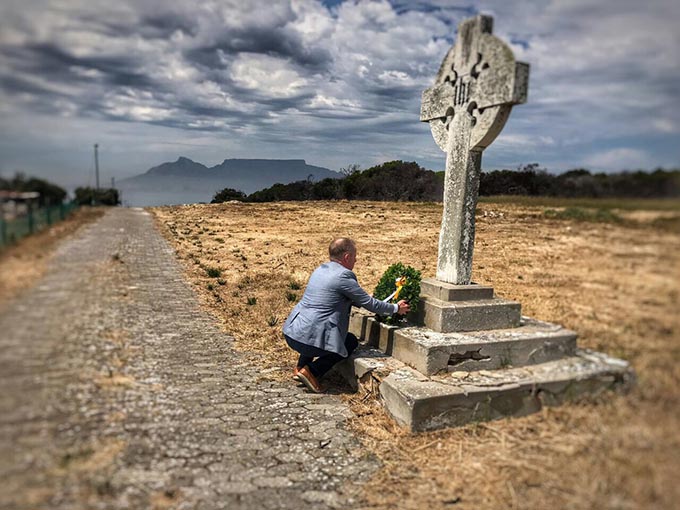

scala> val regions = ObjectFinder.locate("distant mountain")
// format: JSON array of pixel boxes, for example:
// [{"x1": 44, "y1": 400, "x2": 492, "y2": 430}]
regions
[
  {"x1": 118, "y1": 157, "x2": 339, "y2": 206},
  {"x1": 145, "y1": 156, "x2": 209, "y2": 176}
]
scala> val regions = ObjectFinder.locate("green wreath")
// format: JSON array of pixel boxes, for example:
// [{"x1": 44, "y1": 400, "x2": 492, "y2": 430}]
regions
[{"x1": 372, "y1": 262, "x2": 422, "y2": 325}]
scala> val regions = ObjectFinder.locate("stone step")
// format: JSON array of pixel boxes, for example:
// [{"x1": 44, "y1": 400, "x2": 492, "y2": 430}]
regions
[
  {"x1": 391, "y1": 317, "x2": 577, "y2": 375},
  {"x1": 415, "y1": 295, "x2": 521, "y2": 333},
  {"x1": 348, "y1": 309, "x2": 399, "y2": 351},
  {"x1": 379, "y1": 349, "x2": 634, "y2": 432},
  {"x1": 333, "y1": 346, "x2": 406, "y2": 393},
  {"x1": 420, "y1": 278, "x2": 494, "y2": 301},
  {"x1": 349, "y1": 310, "x2": 575, "y2": 375}
]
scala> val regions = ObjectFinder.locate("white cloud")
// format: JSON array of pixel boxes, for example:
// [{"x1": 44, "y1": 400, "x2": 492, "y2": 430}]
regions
[
  {"x1": 0, "y1": 0, "x2": 678, "y2": 187},
  {"x1": 653, "y1": 118, "x2": 677, "y2": 134},
  {"x1": 102, "y1": 89, "x2": 176, "y2": 122},
  {"x1": 230, "y1": 53, "x2": 309, "y2": 97},
  {"x1": 290, "y1": 0, "x2": 335, "y2": 42},
  {"x1": 584, "y1": 148, "x2": 650, "y2": 171},
  {"x1": 494, "y1": 133, "x2": 556, "y2": 149}
]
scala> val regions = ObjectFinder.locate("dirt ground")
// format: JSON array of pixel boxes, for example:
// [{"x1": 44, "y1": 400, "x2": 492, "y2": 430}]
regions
[
  {"x1": 0, "y1": 207, "x2": 105, "y2": 308},
  {"x1": 151, "y1": 199, "x2": 680, "y2": 510}
]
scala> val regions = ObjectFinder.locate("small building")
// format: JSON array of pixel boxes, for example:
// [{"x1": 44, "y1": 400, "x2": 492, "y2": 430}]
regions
[{"x1": 0, "y1": 191, "x2": 40, "y2": 220}]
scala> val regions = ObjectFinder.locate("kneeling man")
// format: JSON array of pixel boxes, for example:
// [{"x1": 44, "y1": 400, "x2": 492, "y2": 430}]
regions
[{"x1": 283, "y1": 237, "x2": 410, "y2": 393}]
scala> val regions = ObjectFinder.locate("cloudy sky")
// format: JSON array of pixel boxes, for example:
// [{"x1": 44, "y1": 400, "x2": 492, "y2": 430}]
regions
[{"x1": 0, "y1": 0, "x2": 678, "y2": 189}]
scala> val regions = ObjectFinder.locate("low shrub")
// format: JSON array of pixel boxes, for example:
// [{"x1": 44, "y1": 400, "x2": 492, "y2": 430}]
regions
[{"x1": 205, "y1": 266, "x2": 222, "y2": 278}]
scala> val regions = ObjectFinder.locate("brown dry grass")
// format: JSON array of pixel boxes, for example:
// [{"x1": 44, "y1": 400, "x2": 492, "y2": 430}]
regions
[
  {"x1": 0, "y1": 207, "x2": 106, "y2": 308},
  {"x1": 151, "y1": 200, "x2": 680, "y2": 510}
]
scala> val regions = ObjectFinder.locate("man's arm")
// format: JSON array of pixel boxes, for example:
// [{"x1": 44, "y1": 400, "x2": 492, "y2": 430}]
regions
[{"x1": 337, "y1": 272, "x2": 398, "y2": 316}]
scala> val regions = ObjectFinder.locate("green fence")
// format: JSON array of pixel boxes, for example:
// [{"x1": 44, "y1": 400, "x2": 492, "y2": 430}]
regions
[{"x1": 0, "y1": 202, "x2": 79, "y2": 248}]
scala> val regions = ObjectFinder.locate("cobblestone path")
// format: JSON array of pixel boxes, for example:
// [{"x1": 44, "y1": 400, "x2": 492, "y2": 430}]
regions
[{"x1": 0, "y1": 208, "x2": 378, "y2": 510}]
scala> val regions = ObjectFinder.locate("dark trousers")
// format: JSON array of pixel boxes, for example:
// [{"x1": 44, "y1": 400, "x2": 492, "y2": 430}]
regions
[{"x1": 284, "y1": 333, "x2": 359, "y2": 378}]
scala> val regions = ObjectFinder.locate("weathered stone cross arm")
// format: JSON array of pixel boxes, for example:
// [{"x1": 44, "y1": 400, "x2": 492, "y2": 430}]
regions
[
  {"x1": 421, "y1": 15, "x2": 529, "y2": 152},
  {"x1": 420, "y1": 43, "x2": 529, "y2": 117}
]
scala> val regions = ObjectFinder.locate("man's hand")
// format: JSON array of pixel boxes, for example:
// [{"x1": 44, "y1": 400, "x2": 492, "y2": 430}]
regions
[{"x1": 396, "y1": 299, "x2": 410, "y2": 315}]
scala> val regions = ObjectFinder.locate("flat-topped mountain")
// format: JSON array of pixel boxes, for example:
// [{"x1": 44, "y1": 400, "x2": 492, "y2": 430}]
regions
[{"x1": 118, "y1": 157, "x2": 338, "y2": 206}]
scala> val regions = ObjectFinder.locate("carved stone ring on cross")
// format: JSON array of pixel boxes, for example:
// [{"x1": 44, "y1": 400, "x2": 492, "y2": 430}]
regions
[{"x1": 420, "y1": 15, "x2": 529, "y2": 153}]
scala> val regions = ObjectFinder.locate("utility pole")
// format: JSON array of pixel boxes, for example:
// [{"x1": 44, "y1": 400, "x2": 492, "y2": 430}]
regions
[{"x1": 94, "y1": 143, "x2": 100, "y2": 190}]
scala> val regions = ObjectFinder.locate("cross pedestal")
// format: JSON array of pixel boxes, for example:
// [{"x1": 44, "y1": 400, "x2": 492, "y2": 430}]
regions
[{"x1": 414, "y1": 277, "x2": 520, "y2": 333}]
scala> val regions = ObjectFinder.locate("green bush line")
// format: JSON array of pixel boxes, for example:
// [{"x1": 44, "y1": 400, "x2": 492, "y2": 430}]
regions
[
  {"x1": 481, "y1": 195, "x2": 680, "y2": 211},
  {"x1": 210, "y1": 161, "x2": 680, "y2": 205},
  {"x1": 543, "y1": 207, "x2": 623, "y2": 223}
]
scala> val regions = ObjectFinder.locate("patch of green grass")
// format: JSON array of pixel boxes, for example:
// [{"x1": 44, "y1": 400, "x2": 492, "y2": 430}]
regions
[
  {"x1": 206, "y1": 283, "x2": 214, "y2": 291},
  {"x1": 205, "y1": 266, "x2": 221, "y2": 278},
  {"x1": 246, "y1": 296, "x2": 257, "y2": 306},
  {"x1": 480, "y1": 195, "x2": 680, "y2": 211},
  {"x1": 286, "y1": 291, "x2": 298, "y2": 302},
  {"x1": 543, "y1": 207, "x2": 622, "y2": 223},
  {"x1": 266, "y1": 315, "x2": 279, "y2": 327},
  {"x1": 288, "y1": 281, "x2": 301, "y2": 290}
]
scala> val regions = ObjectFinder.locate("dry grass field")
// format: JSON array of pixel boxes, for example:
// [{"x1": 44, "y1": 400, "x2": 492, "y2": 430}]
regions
[{"x1": 147, "y1": 198, "x2": 680, "y2": 510}]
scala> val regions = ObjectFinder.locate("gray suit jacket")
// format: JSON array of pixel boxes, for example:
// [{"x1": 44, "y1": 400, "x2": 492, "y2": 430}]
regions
[{"x1": 282, "y1": 261, "x2": 398, "y2": 357}]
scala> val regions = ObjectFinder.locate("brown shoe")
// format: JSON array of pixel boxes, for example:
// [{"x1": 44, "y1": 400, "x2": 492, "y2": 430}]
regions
[
  {"x1": 297, "y1": 366, "x2": 324, "y2": 393},
  {"x1": 292, "y1": 366, "x2": 301, "y2": 381}
]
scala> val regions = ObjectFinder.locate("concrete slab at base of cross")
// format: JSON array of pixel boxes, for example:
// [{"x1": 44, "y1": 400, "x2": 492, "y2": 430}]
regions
[
  {"x1": 349, "y1": 310, "x2": 574, "y2": 375},
  {"x1": 332, "y1": 346, "x2": 409, "y2": 393},
  {"x1": 415, "y1": 278, "x2": 522, "y2": 333},
  {"x1": 344, "y1": 309, "x2": 633, "y2": 432},
  {"x1": 350, "y1": 312, "x2": 577, "y2": 376},
  {"x1": 420, "y1": 278, "x2": 494, "y2": 301},
  {"x1": 393, "y1": 317, "x2": 577, "y2": 375},
  {"x1": 416, "y1": 295, "x2": 521, "y2": 333},
  {"x1": 348, "y1": 308, "x2": 402, "y2": 352},
  {"x1": 380, "y1": 350, "x2": 634, "y2": 432}
]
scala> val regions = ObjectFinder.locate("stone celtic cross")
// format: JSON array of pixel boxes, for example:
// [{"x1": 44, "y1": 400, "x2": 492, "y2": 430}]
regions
[{"x1": 421, "y1": 15, "x2": 529, "y2": 285}]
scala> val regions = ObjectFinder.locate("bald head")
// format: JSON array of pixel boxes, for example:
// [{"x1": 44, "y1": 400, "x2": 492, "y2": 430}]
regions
[
  {"x1": 329, "y1": 238, "x2": 356, "y2": 269},
  {"x1": 329, "y1": 238, "x2": 355, "y2": 260}
]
